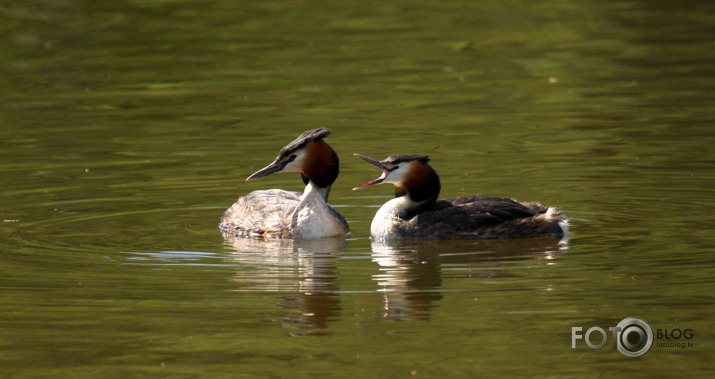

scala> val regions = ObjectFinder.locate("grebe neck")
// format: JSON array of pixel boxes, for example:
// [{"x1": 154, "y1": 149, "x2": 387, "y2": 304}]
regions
[
  {"x1": 392, "y1": 161, "x2": 441, "y2": 217},
  {"x1": 301, "y1": 180, "x2": 331, "y2": 203},
  {"x1": 300, "y1": 139, "x2": 340, "y2": 189}
]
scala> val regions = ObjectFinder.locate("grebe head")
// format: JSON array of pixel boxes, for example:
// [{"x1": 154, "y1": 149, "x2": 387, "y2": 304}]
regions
[
  {"x1": 246, "y1": 127, "x2": 339, "y2": 188},
  {"x1": 353, "y1": 154, "x2": 441, "y2": 203}
]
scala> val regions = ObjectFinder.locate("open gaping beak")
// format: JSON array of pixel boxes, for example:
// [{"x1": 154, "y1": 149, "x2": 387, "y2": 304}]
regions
[
  {"x1": 353, "y1": 154, "x2": 390, "y2": 190},
  {"x1": 245, "y1": 160, "x2": 285, "y2": 181}
]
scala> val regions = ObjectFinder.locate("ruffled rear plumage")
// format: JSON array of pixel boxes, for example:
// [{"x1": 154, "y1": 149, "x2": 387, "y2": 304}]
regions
[
  {"x1": 388, "y1": 195, "x2": 566, "y2": 239},
  {"x1": 220, "y1": 189, "x2": 301, "y2": 238}
]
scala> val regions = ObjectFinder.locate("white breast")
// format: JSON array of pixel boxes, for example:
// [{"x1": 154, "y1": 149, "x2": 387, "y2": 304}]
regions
[
  {"x1": 370, "y1": 197, "x2": 410, "y2": 239},
  {"x1": 291, "y1": 182, "x2": 349, "y2": 239}
]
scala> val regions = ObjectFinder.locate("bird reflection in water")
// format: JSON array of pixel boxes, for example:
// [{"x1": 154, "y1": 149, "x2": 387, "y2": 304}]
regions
[
  {"x1": 223, "y1": 235, "x2": 346, "y2": 336},
  {"x1": 370, "y1": 237, "x2": 567, "y2": 322}
]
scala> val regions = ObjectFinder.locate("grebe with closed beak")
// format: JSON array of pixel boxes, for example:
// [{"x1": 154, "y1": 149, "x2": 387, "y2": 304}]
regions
[
  {"x1": 353, "y1": 154, "x2": 568, "y2": 240},
  {"x1": 219, "y1": 128, "x2": 349, "y2": 239}
]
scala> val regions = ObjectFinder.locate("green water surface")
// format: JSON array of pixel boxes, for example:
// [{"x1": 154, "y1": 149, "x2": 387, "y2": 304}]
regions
[{"x1": 1, "y1": 0, "x2": 714, "y2": 377}]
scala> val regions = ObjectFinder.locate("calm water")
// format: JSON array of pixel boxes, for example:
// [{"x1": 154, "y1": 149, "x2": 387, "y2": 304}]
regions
[{"x1": 2, "y1": 0, "x2": 714, "y2": 377}]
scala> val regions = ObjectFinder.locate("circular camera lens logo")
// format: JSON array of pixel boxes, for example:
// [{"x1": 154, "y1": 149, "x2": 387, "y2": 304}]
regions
[{"x1": 615, "y1": 317, "x2": 653, "y2": 358}]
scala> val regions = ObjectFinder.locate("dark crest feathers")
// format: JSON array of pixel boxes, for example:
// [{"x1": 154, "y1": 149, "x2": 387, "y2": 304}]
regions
[
  {"x1": 278, "y1": 127, "x2": 331, "y2": 158},
  {"x1": 382, "y1": 155, "x2": 430, "y2": 165}
]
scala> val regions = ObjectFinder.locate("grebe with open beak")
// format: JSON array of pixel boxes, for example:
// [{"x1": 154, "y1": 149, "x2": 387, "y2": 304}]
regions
[
  {"x1": 353, "y1": 154, "x2": 567, "y2": 240},
  {"x1": 220, "y1": 128, "x2": 349, "y2": 239}
]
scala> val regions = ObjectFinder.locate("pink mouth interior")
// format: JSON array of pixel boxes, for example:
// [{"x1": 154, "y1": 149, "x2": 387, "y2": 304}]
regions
[{"x1": 353, "y1": 169, "x2": 388, "y2": 190}]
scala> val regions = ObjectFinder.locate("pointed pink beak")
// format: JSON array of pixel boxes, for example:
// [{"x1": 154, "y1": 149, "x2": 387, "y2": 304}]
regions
[{"x1": 353, "y1": 154, "x2": 389, "y2": 190}]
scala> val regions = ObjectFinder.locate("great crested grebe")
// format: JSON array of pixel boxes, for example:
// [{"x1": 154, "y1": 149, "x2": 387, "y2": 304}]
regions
[
  {"x1": 219, "y1": 128, "x2": 349, "y2": 239},
  {"x1": 353, "y1": 154, "x2": 568, "y2": 240}
]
